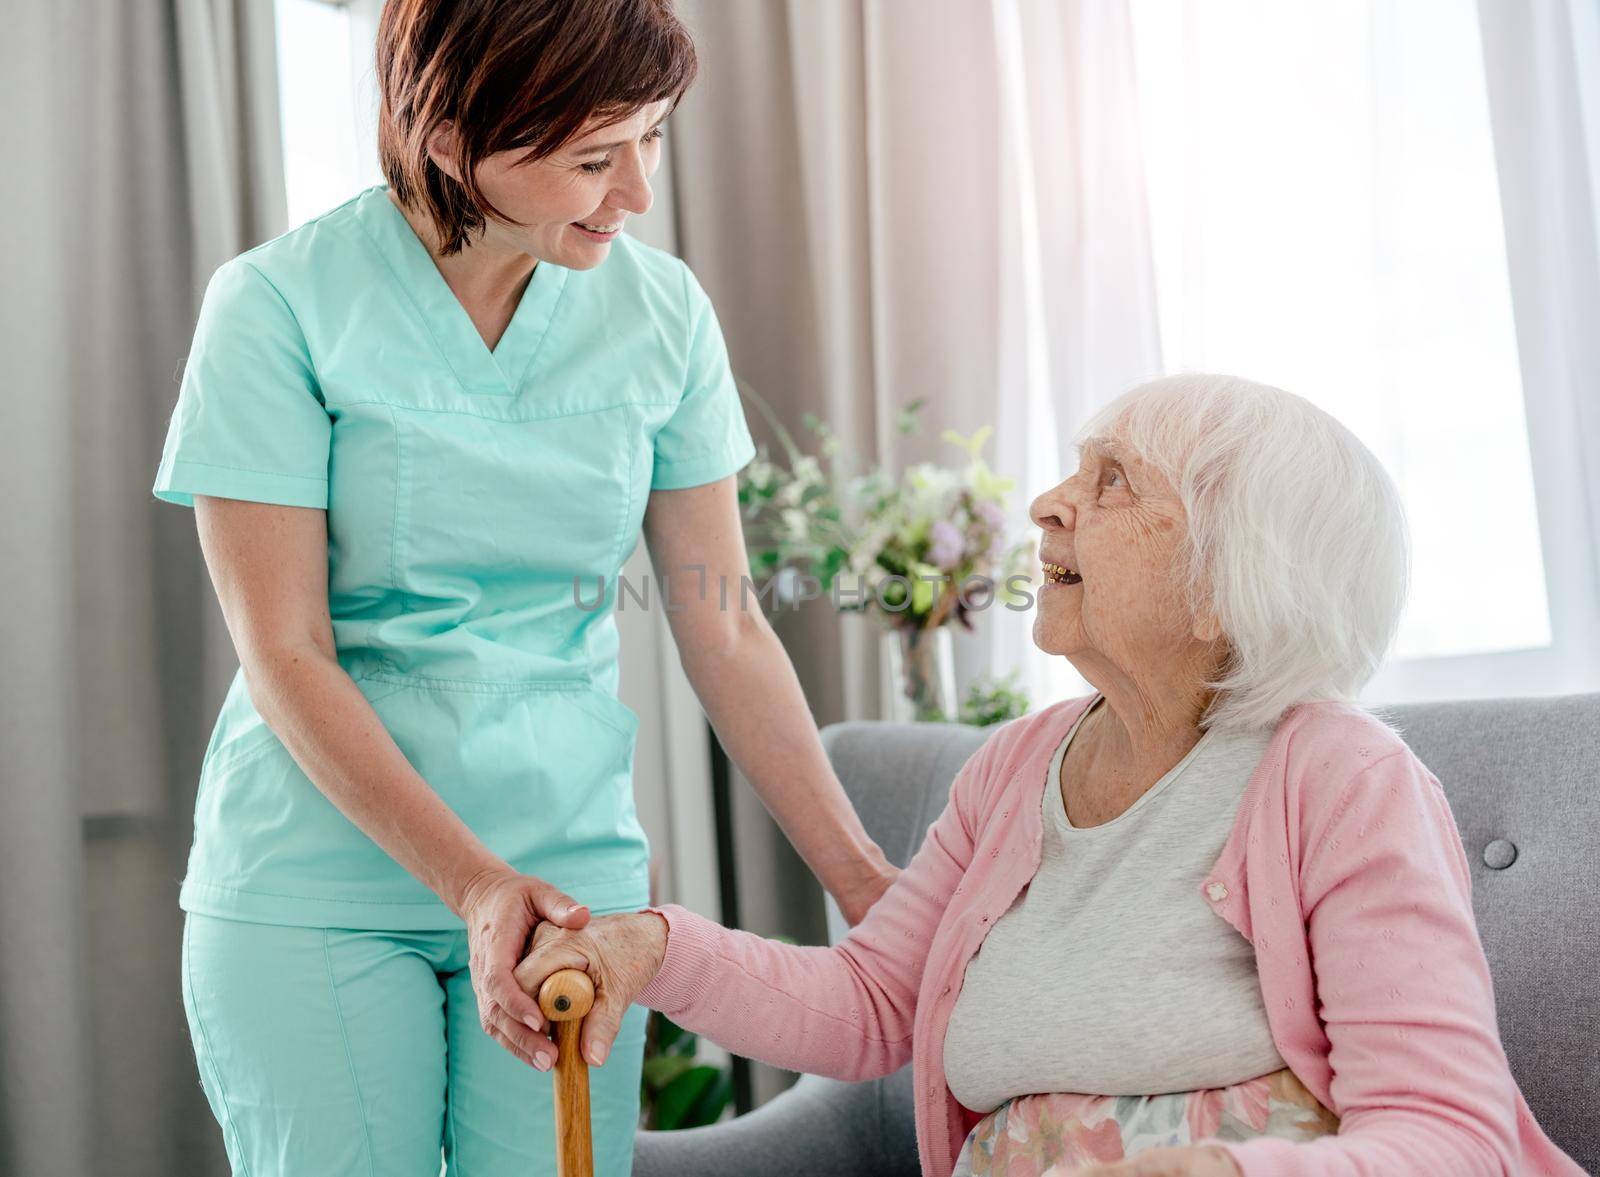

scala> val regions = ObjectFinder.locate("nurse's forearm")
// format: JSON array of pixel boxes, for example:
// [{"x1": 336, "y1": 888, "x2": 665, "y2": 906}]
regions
[
  {"x1": 678, "y1": 613, "x2": 894, "y2": 915},
  {"x1": 244, "y1": 648, "x2": 509, "y2": 914}
]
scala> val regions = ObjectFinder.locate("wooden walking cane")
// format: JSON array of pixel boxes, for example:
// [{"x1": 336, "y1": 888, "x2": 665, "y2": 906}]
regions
[{"x1": 538, "y1": 968, "x2": 596, "y2": 1177}]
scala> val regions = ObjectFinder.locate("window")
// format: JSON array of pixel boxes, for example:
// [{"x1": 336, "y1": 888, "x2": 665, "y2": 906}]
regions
[
  {"x1": 275, "y1": 0, "x2": 383, "y2": 228},
  {"x1": 1128, "y1": 0, "x2": 1550, "y2": 671}
]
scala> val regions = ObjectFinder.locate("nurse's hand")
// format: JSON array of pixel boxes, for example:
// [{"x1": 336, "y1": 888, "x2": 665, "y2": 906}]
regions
[
  {"x1": 458, "y1": 867, "x2": 593, "y2": 1070},
  {"x1": 512, "y1": 912, "x2": 668, "y2": 1069},
  {"x1": 839, "y1": 861, "x2": 901, "y2": 927}
]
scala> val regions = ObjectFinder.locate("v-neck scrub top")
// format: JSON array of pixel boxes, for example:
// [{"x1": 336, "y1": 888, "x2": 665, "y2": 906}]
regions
[{"x1": 152, "y1": 185, "x2": 756, "y2": 929}]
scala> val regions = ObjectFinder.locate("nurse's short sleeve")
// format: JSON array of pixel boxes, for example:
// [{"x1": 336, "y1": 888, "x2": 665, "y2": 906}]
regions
[
  {"x1": 650, "y1": 264, "x2": 757, "y2": 491},
  {"x1": 152, "y1": 259, "x2": 332, "y2": 509}
]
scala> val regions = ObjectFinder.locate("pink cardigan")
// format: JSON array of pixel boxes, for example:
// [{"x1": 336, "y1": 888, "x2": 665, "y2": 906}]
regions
[{"x1": 636, "y1": 696, "x2": 1583, "y2": 1176}]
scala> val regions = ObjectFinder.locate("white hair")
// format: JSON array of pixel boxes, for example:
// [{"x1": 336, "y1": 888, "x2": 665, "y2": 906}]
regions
[{"x1": 1077, "y1": 373, "x2": 1410, "y2": 732}]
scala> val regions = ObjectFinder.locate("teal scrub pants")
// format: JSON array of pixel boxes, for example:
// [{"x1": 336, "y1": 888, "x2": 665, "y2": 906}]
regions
[{"x1": 181, "y1": 913, "x2": 647, "y2": 1176}]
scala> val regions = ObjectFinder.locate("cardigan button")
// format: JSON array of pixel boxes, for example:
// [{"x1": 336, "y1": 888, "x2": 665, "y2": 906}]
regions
[
  {"x1": 1483, "y1": 839, "x2": 1517, "y2": 870},
  {"x1": 1205, "y1": 881, "x2": 1228, "y2": 902}
]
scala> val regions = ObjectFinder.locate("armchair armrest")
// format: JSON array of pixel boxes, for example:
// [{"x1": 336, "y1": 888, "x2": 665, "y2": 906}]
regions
[{"x1": 632, "y1": 1068, "x2": 919, "y2": 1177}]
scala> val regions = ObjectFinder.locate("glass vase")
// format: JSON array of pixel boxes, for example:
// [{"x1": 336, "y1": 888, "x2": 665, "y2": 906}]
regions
[{"x1": 883, "y1": 625, "x2": 958, "y2": 723}]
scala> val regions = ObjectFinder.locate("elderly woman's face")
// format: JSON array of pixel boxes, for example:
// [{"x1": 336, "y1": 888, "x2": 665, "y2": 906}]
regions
[{"x1": 1029, "y1": 440, "x2": 1209, "y2": 673}]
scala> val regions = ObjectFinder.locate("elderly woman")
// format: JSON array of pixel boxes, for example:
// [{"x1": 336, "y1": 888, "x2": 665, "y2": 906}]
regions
[{"x1": 514, "y1": 375, "x2": 1583, "y2": 1176}]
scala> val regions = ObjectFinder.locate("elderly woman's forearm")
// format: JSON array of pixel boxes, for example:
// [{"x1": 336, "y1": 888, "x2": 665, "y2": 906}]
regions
[
  {"x1": 678, "y1": 610, "x2": 893, "y2": 901},
  {"x1": 638, "y1": 902, "x2": 915, "y2": 1081},
  {"x1": 636, "y1": 779, "x2": 979, "y2": 1081},
  {"x1": 243, "y1": 650, "x2": 507, "y2": 913}
]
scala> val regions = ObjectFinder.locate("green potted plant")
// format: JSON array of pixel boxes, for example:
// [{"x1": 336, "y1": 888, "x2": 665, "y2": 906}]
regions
[{"x1": 638, "y1": 1011, "x2": 734, "y2": 1130}]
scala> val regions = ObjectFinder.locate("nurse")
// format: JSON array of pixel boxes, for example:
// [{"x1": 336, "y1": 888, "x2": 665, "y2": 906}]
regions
[{"x1": 151, "y1": 1, "x2": 898, "y2": 1174}]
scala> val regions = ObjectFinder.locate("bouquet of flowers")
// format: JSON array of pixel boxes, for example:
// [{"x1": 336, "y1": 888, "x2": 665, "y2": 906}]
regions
[{"x1": 736, "y1": 385, "x2": 1034, "y2": 634}]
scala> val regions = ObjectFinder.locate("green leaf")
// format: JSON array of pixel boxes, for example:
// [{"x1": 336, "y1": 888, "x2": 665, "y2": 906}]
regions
[
  {"x1": 972, "y1": 463, "x2": 1016, "y2": 500},
  {"x1": 908, "y1": 561, "x2": 943, "y2": 614},
  {"x1": 818, "y1": 548, "x2": 849, "y2": 588},
  {"x1": 681, "y1": 1068, "x2": 735, "y2": 1128},
  {"x1": 641, "y1": 1054, "x2": 697, "y2": 1090},
  {"x1": 654, "y1": 1065, "x2": 720, "y2": 1131},
  {"x1": 654, "y1": 1014, "x2": 686, "y2": 1052},
  {"x1": 897, "y1": 399, "x2": 926, "y2": 435}
]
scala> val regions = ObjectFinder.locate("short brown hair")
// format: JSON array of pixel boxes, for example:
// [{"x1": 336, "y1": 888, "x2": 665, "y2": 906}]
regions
[{"x1": 376, "y1": 0, "x2": 698, "y2": 255}]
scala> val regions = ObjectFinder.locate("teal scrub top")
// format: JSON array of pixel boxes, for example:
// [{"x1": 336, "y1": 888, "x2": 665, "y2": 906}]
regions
[{"x1": 152, "y1": 185, "x2": 756, "y2": 928}]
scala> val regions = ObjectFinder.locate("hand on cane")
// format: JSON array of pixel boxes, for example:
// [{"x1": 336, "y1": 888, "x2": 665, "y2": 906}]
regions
[
  {"x1": 512, "y1": 912, "x2": 669, "y2": 1068},
  {"x1": 457, "y1": 867, "x2": 593, "y2": 1070}
]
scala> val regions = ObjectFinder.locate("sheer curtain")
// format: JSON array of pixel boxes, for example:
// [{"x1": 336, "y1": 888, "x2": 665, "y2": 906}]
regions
[
  {"x1": 1470, "y1": 0, "x2": 1600, "y2": 699},
  {"x1": 1121, "y1": 0, "x2": 1600, "y2": 704},
  {"x1": 674, "y1": 0, "x2": 1600, "y2": 731},
  {"x1": 986, "y1": 0, "x2": 1164, "y2": 707},
  {"x1": 672, "y1": 0, "x2": 1160, "y2": 731}
]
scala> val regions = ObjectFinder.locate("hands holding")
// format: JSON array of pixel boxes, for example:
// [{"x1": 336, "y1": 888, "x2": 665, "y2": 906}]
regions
[
  {"x1": 472, "y1": 842, "x2": 899, "y2": 1073},
  {"x1": 456, "y1": 867, "x2": 596, "y2": 1071},
  {"x1": 510, "y1": 910, "x2": 669, "y2": 1070},
  {"x1": 465, "y1": 858, "x2": 897, "y2": 1074}
]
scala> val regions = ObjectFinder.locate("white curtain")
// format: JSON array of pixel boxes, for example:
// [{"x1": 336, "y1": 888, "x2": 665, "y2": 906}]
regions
[
  {"x1": 985, "y1": 0, "x2": 1165, "y2": 705},
  {"x1": 1469, "y1": 0, "x2": 1600, "y2": 697},
  {"x1": 673, "y1": 0, "x2": 1159, "y2": 734},
  {"x1": 1, "y1": 2, "x2": 284, "y2": 1173},
  {"x1": 2, "y1": 10, "x2": 91, "y2": 1172},
  {"x1": 1122, "y1": 0, "x2": 1600, "y2": 705}
]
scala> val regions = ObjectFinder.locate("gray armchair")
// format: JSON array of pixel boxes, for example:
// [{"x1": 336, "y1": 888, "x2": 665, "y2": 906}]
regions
[{"x1": 633, "y1": 694, "x2": 1600, "y2": 1176}]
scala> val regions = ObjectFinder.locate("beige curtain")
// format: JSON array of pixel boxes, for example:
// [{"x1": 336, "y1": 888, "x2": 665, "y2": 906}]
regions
[
  {"x1": 666, "y1": 0, "x2": 1161, "y2": 1104},
  {"x1": 0, "y1": 2, "x2": 285, "y2": 1173}
]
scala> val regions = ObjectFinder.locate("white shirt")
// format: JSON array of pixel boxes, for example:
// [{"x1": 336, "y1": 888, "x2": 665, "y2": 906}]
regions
[{"x1": 942, "y1": 697, "x2": 1285, "y2": 1111}]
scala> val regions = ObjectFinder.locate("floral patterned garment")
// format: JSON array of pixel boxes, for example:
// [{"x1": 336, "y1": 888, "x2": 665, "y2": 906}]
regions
[{"x1": 951, "y1": 1067, "x2": 1340, "y2": 1176}]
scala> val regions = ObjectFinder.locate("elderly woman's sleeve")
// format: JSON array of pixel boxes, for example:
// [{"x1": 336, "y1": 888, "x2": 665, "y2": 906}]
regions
[
  {"x1": 633, "y1": 735, "x2": 997, "y2": 1083},
  {"x1": 1219, "y1": 749, "x2": 1523, "y2": 1177}
]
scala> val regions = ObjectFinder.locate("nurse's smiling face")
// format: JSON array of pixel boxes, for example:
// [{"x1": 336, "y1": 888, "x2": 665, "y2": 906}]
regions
[{"x1": 425, "y1": 99, "x2": 671, "y2": 270}]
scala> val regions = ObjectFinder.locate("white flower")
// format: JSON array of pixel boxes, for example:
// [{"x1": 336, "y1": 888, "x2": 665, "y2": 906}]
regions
[
  {"x1": 744, "y1": 457, "x2": 775, "y2": 487},
  {"x1": 780, "y1": 508, "x2": 809, "y2": 540},
  {"x1": 904, "y1": 465, "x2": 959, "y2": 522}
]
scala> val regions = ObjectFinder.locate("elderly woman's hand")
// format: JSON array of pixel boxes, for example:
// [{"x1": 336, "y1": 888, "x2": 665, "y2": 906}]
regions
[
  {"x1": 1059, "y1": 1145, "x2": 1242, "y2": 1176},
  {"x1": 512, "y1": 911, "x2": 668, "y2": 1068}
]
